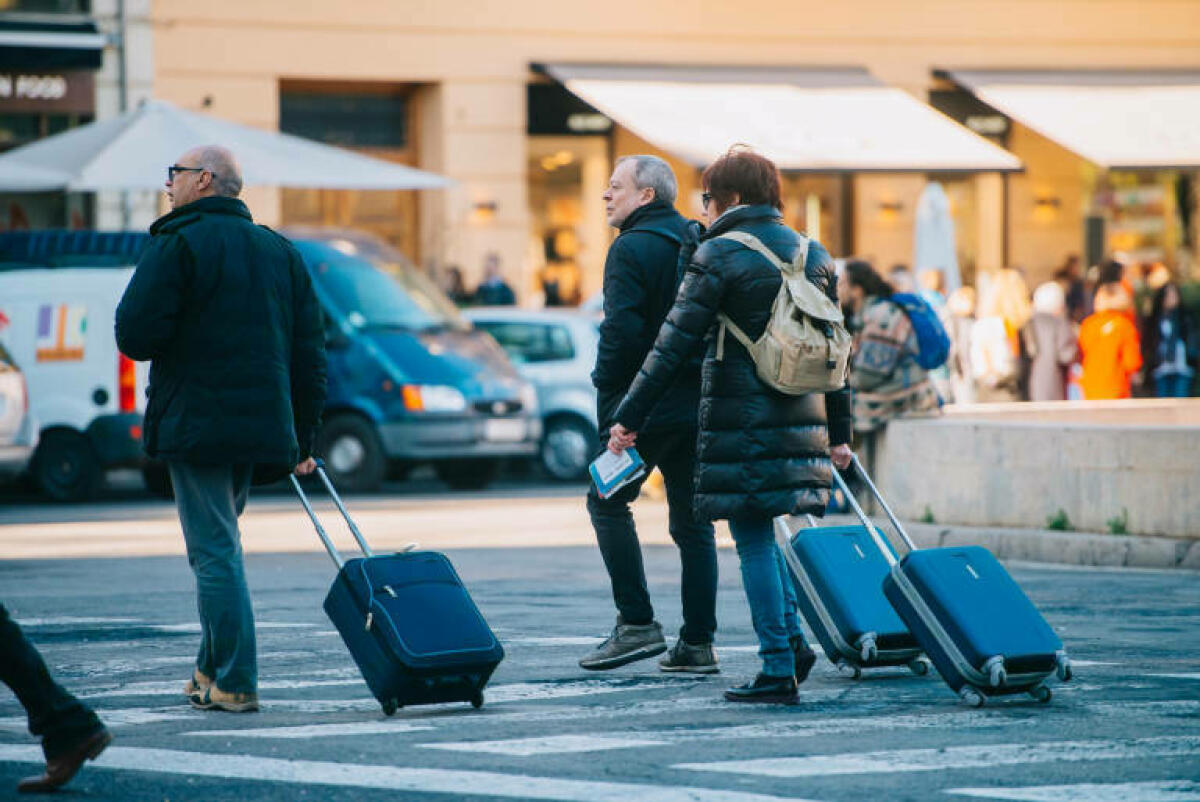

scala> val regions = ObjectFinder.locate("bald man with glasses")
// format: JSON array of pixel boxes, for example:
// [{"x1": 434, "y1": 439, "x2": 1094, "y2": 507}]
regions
[{"x1": 116, "y1": 146, "x2": 327, "y2": 713}]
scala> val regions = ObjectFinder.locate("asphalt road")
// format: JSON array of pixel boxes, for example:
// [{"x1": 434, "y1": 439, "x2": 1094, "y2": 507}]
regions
[{"x1": 1, "y1": 535, "x2": 1198, "y2": 801}]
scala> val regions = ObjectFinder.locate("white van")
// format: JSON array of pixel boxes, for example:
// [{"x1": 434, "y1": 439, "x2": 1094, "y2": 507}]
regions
[{"x1": 0, "y1": 233, "x2": 149, "y2": 500}]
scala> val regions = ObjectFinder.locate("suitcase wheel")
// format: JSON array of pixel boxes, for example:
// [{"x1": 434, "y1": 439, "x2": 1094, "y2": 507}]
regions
[
  {"x1": 382, "y1": 699, "x2": 400, "y2": 717},
  {"x1": 907, "y1": 658, "x2": 930, "y2": 677},
  {"x1": 858, "y1": 637, "x2": 878, "y2": 664},
  {"x1": 470, "y1": 692, "x2": 484, "y2": 709},
  {"x1": 836, "y1": 662, "x2": 863, "y2": 680},
  {"x1": 1029, "y1": 685, "x2": 1052, "y2": 704},
  {"x1": 1056, "y1": 656, "x2": 1073, "y2": 683},
  {"x1": 985, "y1": 659, "x2": 1007, "y2": 688},
  {"x1": 958, "y1": 687, "x2": 985, "y2": 708}
]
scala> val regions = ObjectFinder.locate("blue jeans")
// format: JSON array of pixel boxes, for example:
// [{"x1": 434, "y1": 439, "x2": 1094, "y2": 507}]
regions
[
  {"x1": 1155, "y1": 373, "x2": 1193, "y2": 398},
  {"x1": 728, "y1": 516, "x2": 805, "y2": 677},
  {"x1": 168, "y1": 461, "x2": 257, "y2": 694}
]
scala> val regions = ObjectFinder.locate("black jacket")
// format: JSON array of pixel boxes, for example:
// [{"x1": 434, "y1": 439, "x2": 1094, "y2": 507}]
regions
[
  {"x1": 115, "y1": 196, "x2": 327, "y2": 470},
  {"x1": 614, "y1": 205, "x2": 853, "y2": 521},
  {"x1": 592, "y1": 200, "x2": 702, "y2": 431}
]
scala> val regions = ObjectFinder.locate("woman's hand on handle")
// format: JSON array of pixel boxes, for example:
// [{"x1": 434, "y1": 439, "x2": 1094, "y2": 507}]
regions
[{"x1": 830, "y1": 444, "x2": 853, "y2": 471}]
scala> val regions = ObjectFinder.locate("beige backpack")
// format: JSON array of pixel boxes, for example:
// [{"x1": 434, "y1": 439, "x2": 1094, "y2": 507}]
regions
[{"x1": 713, "y1": 230, "x2": 852, "y2": 395}]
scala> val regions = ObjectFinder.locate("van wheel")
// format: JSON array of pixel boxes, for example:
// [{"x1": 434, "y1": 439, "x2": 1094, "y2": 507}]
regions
[
  {"x1": 318, "y1": 415, "x2": 385, "y2": 492},
  {"x1": 435, "y1": 459, "x2": 499, "y2": 490},
  {"x1": 142, "y1": 460, "x2": 174, "y2": 499},
  {"x1": 540, "y1": 416, "x2": 595, "y2": 481},
  {"x1": 32, "y1": 429, "x2": 100, "y2": 502}
]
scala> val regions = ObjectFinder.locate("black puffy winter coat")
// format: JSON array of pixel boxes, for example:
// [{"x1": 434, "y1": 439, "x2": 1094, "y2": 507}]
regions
[
  {"x1": 115, "y1": 196, "x2": 327, "y2": 469},
  {"x1": 614, "y1": 204, "x2": 852, "y2": 521}
]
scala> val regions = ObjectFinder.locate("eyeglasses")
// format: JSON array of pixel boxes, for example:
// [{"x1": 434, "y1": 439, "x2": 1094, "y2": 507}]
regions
[
  {"x1": 167, "y1": 165, "x2": 207, "y2": 181},
  {"x1": 701, "y1": 192, "x2": 713, "y2": 208}
]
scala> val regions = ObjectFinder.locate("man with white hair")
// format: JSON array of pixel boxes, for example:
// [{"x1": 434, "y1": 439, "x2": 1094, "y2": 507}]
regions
[
  {"x1": 116, "y1": 146, "x2": 327, "y2": 712},
  {"x1": 580, "y1": 155, "x2": 718, "y2": 673}
]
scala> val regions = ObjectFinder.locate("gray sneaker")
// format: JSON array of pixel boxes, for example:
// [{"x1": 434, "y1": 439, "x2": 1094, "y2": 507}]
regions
[
  {"x1": 579, "y1": 617, "x2": 667, "y2": 670},
  {"x1": 659, "y1": 639, "x2": 720, "y2": 674}
]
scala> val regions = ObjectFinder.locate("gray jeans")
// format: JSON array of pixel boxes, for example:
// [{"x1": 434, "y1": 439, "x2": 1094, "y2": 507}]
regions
[{"x1": 168, "y1": 462, "x2": 256, "y2": 694}]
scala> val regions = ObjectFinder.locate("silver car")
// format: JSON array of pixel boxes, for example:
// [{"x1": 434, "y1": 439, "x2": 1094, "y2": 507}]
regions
[
  {"x1": 465, "y1": 308, "x2": 599, "y2": 480},
  {"x1": 0, "y1": 339, "x2": 38, "y2": 482}
]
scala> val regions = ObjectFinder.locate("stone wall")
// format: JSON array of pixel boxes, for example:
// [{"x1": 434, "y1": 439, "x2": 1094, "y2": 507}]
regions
[{"x1": 874, "y1": 401, "x2": 1200, "y2": 539}]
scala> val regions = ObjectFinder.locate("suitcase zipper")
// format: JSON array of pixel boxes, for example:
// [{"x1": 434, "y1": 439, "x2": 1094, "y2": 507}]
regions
[{"x1": 365, "y1": 611, "x2": 374, "y2": 631}]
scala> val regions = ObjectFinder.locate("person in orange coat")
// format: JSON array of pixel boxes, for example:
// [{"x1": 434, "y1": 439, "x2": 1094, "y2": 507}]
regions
[{"x1": 1079, "y1": 283, "x2": 1143, "y2": 400}]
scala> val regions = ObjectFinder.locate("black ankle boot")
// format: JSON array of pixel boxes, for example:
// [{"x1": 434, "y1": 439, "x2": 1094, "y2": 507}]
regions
[
  {"x1": 790, "y1": 635, "x2": 818, "y2": 684},
  {"x1": 723, "y1": 673, "x2": 798, "y2": 704}
]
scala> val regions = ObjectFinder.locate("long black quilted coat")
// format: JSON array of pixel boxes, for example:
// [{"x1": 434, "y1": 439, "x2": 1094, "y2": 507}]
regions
[{"x1": 614, "y1": 204, "x2": 853, "y2": 521}]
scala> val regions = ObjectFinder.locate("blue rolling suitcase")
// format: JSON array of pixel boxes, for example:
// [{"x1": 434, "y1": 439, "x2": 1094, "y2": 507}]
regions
[
  {"x1": 840, "y1": 456, "x2": 1073, "y2": 707},
  {"x1": 292, "y1": 464, "x2": 504, "y2": 715},
  {"x1": 774, "y1": 513, "x2": 927, "y2": 679}
]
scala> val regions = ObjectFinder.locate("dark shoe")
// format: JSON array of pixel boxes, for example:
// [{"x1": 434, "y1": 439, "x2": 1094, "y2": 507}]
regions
[
  {"x1": 658, "y1": 639, "x2": 720, "y2": 674},
  {"x1": 790, "y1": 635, "x2": 818, "y2": 684},
  {"x1": 723, "y1": 673, "x2": 799, "y2": 705},
  {"x1": 579, "y1": 616, "x2": 666, "y2": 670},
  {"x1": 188, "y1": 685, "x2": 259, "y2": 713},
  {"x1": 18, "y1": 727, "x2": 112, "y2": 794}
]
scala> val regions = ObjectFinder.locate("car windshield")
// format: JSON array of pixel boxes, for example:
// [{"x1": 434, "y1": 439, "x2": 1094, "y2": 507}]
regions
[{"x1": 299, "y1": 237, "x2": 466, "y2": 332}]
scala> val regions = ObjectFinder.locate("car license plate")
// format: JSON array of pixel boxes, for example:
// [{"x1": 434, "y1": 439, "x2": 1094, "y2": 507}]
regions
[{"x1": 484, "y1": 418, "x2": 526, "y2": 442}]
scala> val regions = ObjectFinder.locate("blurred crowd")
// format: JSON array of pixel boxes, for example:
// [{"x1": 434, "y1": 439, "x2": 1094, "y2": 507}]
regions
[{"x1": 904, "y1": 256, "x2": 1197, "y2": 405}]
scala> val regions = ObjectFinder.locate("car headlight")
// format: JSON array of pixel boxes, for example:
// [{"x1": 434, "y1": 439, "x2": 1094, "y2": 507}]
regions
[
  {"x1": 519, "y1": 382, "x2": 539, "y2": 415},
  {"x1": 401, "y1": 384, "x2": 467, "y2": 413}
]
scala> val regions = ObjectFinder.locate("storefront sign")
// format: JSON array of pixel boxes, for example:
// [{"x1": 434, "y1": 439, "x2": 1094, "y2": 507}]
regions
[
  {"x1": 929, "y1": 89, "x2": 1010, "y2": 146},
  {"x1": 0, "y1": 71, "x2": 93, "y2": 113},
  {"x1": 528, "y1": 83, "x2": 612, "y2": 136}
]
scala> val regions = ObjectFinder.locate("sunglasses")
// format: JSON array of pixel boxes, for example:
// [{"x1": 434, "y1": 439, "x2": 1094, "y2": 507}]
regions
[{"x1": 167, "y1": 165, "x2": 209, "y2": 181}]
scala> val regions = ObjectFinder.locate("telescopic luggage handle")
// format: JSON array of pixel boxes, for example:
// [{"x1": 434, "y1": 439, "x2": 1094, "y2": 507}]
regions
[
  {"x1": 290, "y1": 459, "x2": 375, "y2": 568},
  {"x1": 829, "y1": 454, "x2": 918, "y2": 565}
]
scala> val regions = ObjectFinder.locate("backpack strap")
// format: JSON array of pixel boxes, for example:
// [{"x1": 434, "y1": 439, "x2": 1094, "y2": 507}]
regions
[{"x1": 715, "y1": 230, "x2": 809, "y2": 275}]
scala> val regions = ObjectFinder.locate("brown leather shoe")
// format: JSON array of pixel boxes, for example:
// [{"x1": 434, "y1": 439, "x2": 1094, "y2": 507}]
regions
[
  {"x1": 17, "y1": 727, "x2": 112, "y2": 794},
  {"x1": 188, "y1": 685, "x2": 259, "y2": 713}
]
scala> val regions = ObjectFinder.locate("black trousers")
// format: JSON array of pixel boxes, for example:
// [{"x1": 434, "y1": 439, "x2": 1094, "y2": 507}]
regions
[
  {"x1": 0, "y1": 603, "x2": 102, "y2": 758},
  {"x1": 586, "y1": 427, "x2": 718, "y2": 645}
]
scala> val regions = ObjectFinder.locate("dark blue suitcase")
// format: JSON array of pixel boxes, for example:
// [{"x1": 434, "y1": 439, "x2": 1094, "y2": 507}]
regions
[
  {"x1": 775, "y1": 517, "x2": 927, "y2": 679},
  {"x1": 840, "y1": 456, "x2": 1072, "y2": 707},
  {"x1": 292, "y1": 464, "x2": 504, "y2": 715}
]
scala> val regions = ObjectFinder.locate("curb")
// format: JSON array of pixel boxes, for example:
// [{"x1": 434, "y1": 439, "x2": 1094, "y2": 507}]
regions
[{"x1": 822, "y1": 514, "x2": 1200, "y2": 570}]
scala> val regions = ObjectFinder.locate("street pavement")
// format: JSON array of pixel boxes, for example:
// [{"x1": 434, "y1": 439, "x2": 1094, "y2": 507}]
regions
[{"x1": 1, "y1": 484, "x2": 1199, "y2": 801}]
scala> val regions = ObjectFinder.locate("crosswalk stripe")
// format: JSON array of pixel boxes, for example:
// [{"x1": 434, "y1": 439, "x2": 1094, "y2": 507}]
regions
[
  {"x1": 0, "y1": 707, "x2": 197, "y2": 732},
  {"x1": 16, "y1": 616, "x2": 139, "y2": 627},
  {"x1": 945, "y1": 780, "x2": 1200, "y2": 801},
  {"x1": 422, "y1": 734, "x2": 669, "y2": 756},
  {"x1": 1152, "y1": 673, "x2": 1200, "y2": 680},
  {"x1": 0, "y1": 744, "x2": 815, "y2": 802},
  {"x1": 190, "y1": 721, "x2": 435, "y2": 739},
  {"x1": 673, "y1": 735, "x2": 1200, "y2": 778}
]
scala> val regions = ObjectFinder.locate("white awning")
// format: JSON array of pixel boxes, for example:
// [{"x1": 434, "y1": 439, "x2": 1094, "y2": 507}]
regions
[
  {"x1": 539, "y1": 64, "x2": 1020, "y2": 173},
  {"x1": 945, "y1": 70, "x2": 1200, "y2": 169}
]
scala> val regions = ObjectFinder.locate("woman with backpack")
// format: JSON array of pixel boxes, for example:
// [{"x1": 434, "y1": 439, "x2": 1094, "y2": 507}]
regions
[
  {"x1": 841, "y1": 261, "x2": 942, "y2": 432},
  {"x1": 607, "y1": 146, "x2": 854, "y2": 705}
]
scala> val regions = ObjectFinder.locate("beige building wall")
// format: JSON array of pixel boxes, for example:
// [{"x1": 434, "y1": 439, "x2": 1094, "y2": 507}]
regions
[{"x1": 148, "y1": 0, "x2": 1200, "y2": 299}]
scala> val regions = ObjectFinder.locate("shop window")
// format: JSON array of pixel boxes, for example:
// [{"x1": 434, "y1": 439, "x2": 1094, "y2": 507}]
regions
[{"x1": 280, "y1": 85, "x2": 409, "y2": 149}]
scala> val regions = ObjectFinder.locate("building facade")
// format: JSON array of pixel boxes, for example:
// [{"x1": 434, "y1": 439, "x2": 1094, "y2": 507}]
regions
[{"x1": 6, "y1": 1, "x2": 1199, "y2": 301}]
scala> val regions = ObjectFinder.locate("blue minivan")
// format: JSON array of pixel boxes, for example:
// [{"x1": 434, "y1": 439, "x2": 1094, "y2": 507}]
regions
[{"x1": 287, "y1": 230, "x2": 541, "y2": 491}]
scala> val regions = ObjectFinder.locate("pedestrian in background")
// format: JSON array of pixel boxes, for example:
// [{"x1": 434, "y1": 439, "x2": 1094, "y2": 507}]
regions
[
  {"x1": 116, "y1": 146, "x2": 328, "y2": 713},
  {"x1": 1055, "y1": 254, "x2": 1088, "y2": 323},
  {"x1": 0, "y1": 604, "x2": 111, "y2": 793},
  {"x1": 474, "y1": 252, "x2": 517, "y2": 306},
  {"x1": 946, "y1": 286, "x2": 977, "y2": 404},
  {"x1": 1079, "y1": 282, "x2": 1142, "y2": 400},
  {"x1": 1143, "y1": 282, "x2": 1195, "y2": 398},
  {"x1": 842, "y1": 260, "x2": 941, "y2": 433},
  {"x1": 608, "y1": 147, "x2": 853, "y2": 705},
  {"x1": 971, "y1": 268, "x2": 1032, "y2": 402},
  {"x1": 580, "y1": 155, "x2": 718, "y2": 675},
  {"x1": 1022, "y1": 281, "x2": 1078, "y2": 402},
  {"x1": 918, "y1": 269, "x2": 953, "y2": 403}
]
